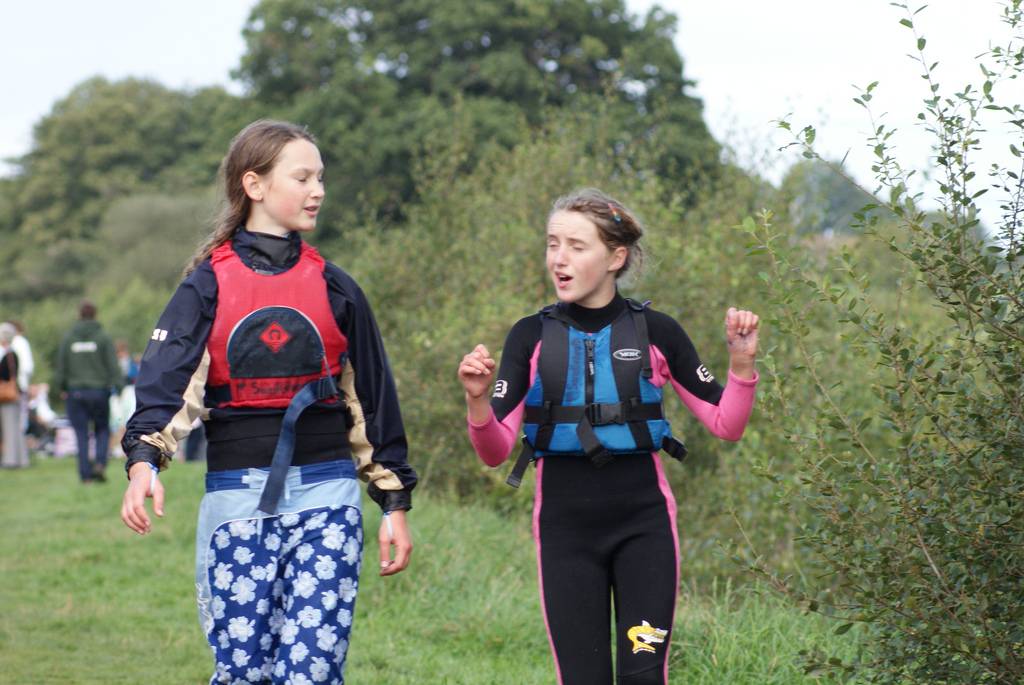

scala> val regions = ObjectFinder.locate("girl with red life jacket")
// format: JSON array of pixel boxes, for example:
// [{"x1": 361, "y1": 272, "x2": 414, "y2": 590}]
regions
[
  {"x1": 457, "y1": 188, "x2": 759, "y2": 685},
  {"x1": 120, "y1": 120, "x2": 416, "y2": 684}
]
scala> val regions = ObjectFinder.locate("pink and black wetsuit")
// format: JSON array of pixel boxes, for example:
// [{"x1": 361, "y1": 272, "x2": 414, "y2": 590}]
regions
[{"x1": 467, "y1": 293, "x2": 757, "y2": 685}]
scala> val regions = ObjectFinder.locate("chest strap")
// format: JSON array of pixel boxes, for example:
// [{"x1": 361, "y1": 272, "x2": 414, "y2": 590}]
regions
[{"x1": 523, "y1": 399, "x2": 664, "y2": 426}]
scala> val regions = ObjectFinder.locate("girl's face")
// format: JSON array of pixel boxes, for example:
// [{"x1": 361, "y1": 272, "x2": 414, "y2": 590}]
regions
[
  {"x1": 245, "y1": 138, "x2": 325, "y2": 236},
  {"x1": 546, "y1": 210, "x2": 626, "y2": 308}
]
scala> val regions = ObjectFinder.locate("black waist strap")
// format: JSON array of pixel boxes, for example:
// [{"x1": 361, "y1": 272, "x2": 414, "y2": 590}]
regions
[
  {"x1": 507, "y1": 438, "x2": 535, "y2": 488},
  {"x1": 506, "y1": 435, "x2": 688, "y2": 488},
  {"x1": 524, "y1": 400, "x2": 663, "y2": 427}
]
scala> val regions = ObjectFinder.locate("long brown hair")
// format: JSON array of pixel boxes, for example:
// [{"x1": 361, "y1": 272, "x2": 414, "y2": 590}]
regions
[
  {"x1": 550, "y1": 188, "x2": 646, "y2": 280},
  {"x1": 184, "y1": 120, "x2": 317, "y2": 275}
]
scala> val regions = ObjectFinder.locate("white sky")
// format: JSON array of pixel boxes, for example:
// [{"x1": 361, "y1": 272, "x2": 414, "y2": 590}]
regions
[
  {"x1": 2, "y1": 1, "x2": 1020, "y2": 221},
  {"x1": 654, "y1": 0, "x2": 1021, "y2": 221}
]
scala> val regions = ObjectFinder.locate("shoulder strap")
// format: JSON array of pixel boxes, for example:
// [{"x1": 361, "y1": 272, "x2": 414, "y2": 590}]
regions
[
  {"x1": 533, "y1": 306, "x2": 570, "y2": 451},
  {"x1": 624, "y1": 298, "x2": 653, "y2": 379},
  {"x1": 610, "y1": 302, "x2": 655, "y2": 452}
]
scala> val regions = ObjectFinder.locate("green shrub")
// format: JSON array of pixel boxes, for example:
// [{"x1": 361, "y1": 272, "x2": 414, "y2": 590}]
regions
[{"x1": 744, "y1": 3, "x2": 1024, "y2": 682}]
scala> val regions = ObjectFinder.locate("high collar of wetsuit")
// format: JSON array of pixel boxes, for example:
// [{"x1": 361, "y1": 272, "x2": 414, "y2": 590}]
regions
[
  {"x1": 562, "y1": 292, "x2": 627, "y2": 333},
  {"x1": 233, "y1": 228, "x2": 302, "y2": 274}
]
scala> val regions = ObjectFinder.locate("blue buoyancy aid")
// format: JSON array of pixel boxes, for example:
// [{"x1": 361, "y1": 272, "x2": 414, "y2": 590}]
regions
[{"x1": 507, "y1": 299, "x2": 686, "y2": 488}]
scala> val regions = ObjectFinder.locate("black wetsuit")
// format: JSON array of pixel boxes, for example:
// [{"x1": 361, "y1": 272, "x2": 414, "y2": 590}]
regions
[{"x1": 468, "y1": 293, "x2": 758, "y2": 684}]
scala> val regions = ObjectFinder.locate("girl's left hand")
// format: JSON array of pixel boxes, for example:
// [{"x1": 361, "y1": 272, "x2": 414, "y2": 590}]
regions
[
  {"x1": 378, "y1": 509, "x2": 413, "y2": 576},
  {"x1": 725, "y1": 307, "x2": 760, "y2": 360}
]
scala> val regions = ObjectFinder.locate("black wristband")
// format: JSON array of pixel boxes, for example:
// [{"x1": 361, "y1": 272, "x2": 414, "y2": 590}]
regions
[
  {"x1": 124, "y1": 442, "x2": 167, "y2": 478},
  {"x1": 368, "y1": 483, "x2": 413, "y2": 513}
]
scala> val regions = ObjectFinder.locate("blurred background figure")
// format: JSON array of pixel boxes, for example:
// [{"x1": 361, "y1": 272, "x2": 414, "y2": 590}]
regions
[
  {"x1": 183, "y1": 416, "x2": 206, "y2": 462},
  {"x1": 110, "y1": 339, "x2": 140, "y2": 458},
  {"x1": 8, "y1": 321, "x2": 34, "y2": 444},
  {"x1": 0, "y1": 322, "x2": 30, "y2": 468},
  {"x1": 26, "y1": 383, "x2": 57, "y2": 456},
  {"x1": 53, "y1": 300, "x2": 121, "y2": 483}
]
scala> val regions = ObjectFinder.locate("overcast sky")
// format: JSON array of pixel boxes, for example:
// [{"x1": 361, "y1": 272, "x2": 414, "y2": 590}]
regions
[{"x1": 2, "y1": 1, "x2": 1019, "y2": 219}]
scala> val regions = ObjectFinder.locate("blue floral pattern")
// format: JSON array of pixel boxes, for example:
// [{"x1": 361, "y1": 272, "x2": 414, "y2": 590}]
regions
[{"x1": 204, "y1": 504, "x2": 362, "y2": 684}]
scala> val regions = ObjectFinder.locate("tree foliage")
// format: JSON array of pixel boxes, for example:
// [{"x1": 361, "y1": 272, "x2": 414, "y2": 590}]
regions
[
  {"x1": 235, "y1": 0, "x2": 719, "y2": 231},
  {"x1": 744, "y1": 3, "x2": 1024, "y2": 682},
  {"x1": 779, "y1": 159, "x2": 879, "y2": 235},
  {"x1": 12, "y1": 78, "x2": 242, "y2": 242},
  {"x1": 0, "y1": 78, "x2": 251, "y2": 308}
]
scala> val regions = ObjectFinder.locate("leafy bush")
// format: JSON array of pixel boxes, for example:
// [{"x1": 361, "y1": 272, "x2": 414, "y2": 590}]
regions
[{"x1": 743, "y1": 3, "x2": 1024, "y2": 682}]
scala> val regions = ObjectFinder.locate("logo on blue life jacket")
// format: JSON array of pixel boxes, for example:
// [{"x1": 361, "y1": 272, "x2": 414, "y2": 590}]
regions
[{"x1": 613, "y1": 348, "x2": 642, "y2": 361}]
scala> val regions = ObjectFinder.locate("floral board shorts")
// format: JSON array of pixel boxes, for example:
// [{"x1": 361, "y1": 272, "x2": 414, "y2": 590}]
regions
[{"x1": 195, "y1": 459, "x2": 362, "y2": 685}]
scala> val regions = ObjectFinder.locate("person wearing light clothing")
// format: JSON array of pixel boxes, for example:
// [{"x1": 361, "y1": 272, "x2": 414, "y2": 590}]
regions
[{"x1": 0, "y1": 323, "x2": 29, "y2": 468}]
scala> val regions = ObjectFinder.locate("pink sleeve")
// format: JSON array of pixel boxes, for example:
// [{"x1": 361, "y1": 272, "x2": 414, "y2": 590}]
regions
[
  {"x1": 465, "y1": 341, "x2": 540, "y2": 467},
  {"x1": 651, "y1": 345, "x2": 758, "y2": 441},
  {"x1": 467, "y1": 401, "x2": 526, "y2": 467}
]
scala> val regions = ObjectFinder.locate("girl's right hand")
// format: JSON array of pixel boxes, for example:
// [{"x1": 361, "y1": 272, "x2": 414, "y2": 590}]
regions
[
  {"x1": 458, "y1": 344, "x2": 496, "y2": 399},
  {"x1": 121, "y1": 461, "x2": 165, "y2": 535}
]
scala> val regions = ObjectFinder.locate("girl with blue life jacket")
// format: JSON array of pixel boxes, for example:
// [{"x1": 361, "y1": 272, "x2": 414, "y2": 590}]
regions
[
  {"x1": 458, "y1": 188, "x2": 759, "y2": 685},
  {"x1": 120, "y1": 120, "x2": 416, "y2": 684}
]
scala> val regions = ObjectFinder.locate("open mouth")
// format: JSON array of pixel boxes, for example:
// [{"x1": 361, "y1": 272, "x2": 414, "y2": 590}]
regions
[{"x1": 555, "y1": 273, "x2": 573, "y2": 288}]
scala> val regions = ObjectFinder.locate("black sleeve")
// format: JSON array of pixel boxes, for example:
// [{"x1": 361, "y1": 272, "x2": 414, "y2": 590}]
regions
[
  {"x1": 645, "y1": 308, "x2": 725, "y2": 405},
  {"x1": 325, "y1": 263, "x2": 417, "y2": 512},
  {"x1": 490, "y1": 314, "x2": 542, "y2": 422},
  {"x1": 122, "y1": 263, "x2": 217, "y2": 455}
]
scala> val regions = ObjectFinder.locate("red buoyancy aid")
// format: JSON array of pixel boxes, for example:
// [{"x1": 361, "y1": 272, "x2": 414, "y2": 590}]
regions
[{"x1": 206, "y1": 241, "x2": 348, "y2": 409}]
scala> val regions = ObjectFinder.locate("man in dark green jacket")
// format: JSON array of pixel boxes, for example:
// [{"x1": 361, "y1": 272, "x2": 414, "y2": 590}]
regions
[{"x1": 54, "y1": 300, "x2": 121, "y2": 483}]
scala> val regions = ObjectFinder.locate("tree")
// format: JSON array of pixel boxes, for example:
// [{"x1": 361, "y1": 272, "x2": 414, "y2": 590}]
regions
[
  {"x1": 1, "y1": 78, "x2": 250, "y2": 308},
  {"x1": 779, "y1": 159, "x2": 878, "y2": 235},
  {"x1": 745, "y1": 2, "x2": 1024, "y2": 681},
  {"x1": 235, "y1": 0, "x2": 720, "y2": 233},
  {"x1": 10, "y1": 78, "x2": 245, "y2": 245}
]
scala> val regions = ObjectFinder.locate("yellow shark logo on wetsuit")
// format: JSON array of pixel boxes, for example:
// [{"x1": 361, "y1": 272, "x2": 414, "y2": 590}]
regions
[{"x1": 627, "y1": 620, "x2": 668, "y2": 654}]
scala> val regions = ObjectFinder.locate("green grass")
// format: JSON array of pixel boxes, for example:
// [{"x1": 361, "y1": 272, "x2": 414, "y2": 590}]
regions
[{"x1": 0, "y1": 458, "x2": 863, "y2": 684}]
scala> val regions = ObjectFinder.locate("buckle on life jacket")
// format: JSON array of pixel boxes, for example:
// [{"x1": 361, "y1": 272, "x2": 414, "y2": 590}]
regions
[{"x1": 585, "y1": 402, "x2": 625, "y2": 426}]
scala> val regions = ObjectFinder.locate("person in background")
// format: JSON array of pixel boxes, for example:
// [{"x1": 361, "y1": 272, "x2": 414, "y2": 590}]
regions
[
  {"x1": 115, "y1": 339, "x2": 140, "y2": 386},
  {"x1": 183, "y1": 416, "x2": 207, "y2": 462},
  {"x1": 1, "y1": 323, "x2": 29, "y2": 468},
  {"x1": 26, "y1": 383, "x2": 57, "y2": 455},
  {"x1": 54, "y1": 300, "x2": 122, "y2": 483},
  {"x1": 8, "y1": 320, "x2": 34, "y2": 442},
  {"x1": 110, "y1": 340, "x2": 140, "y2": 458}
]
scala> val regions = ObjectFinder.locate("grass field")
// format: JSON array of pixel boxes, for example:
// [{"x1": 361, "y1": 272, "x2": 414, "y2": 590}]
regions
[{"x1": 0, "y1": 458, "x2": 863, "y2": 684}]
